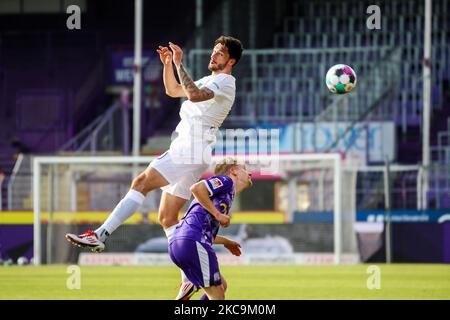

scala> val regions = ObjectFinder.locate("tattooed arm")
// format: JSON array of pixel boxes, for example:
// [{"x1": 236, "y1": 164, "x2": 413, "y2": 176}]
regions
[
  {"x1": 169, "y1": 42, "x2": 215, "y2": 102},
  {"x1": 176, "y1": 64, "x2": 215, "y2": 102}
]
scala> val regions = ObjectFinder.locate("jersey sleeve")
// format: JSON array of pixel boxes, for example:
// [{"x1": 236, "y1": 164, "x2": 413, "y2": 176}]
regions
[
  {"x1": 194, "y1": 76, "x2": 208, "y2": 87},
  {"x1": 203, "y1": 74, "x2": 235, "y2": 101},
  {"x1": 203, "y1": 175, "x2": 234, "y2": 196}
]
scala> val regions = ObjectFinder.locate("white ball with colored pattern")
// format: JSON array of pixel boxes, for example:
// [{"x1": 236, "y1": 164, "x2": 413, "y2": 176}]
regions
[{"x1": 325, "y1": 64, "x2": 357, "y2": 94}]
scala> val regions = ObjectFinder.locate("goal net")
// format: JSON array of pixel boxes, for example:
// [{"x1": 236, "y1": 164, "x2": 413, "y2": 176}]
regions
[{"x1": 32, "y1": 153, "x2": 357, "y2": 265}]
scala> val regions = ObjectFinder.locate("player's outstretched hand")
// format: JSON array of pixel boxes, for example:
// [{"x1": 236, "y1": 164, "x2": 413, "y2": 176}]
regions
[
  {"x1": 168, "y1": 42, "x2": 183, "y2": 67},
  {"x1": 156, "y1": 46, "x2": 172, "y2": 65},
  {"x1": 224, "y1": 240, "x2": 241, "y2": 256},
  {"x1": 217, "y1": 213, "x2": 230, "y2": 228}
]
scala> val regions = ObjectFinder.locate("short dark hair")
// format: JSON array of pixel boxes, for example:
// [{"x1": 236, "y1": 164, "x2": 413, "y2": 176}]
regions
[{"x1": 214, "y1": 36, "x2": 243, "y2": 66}]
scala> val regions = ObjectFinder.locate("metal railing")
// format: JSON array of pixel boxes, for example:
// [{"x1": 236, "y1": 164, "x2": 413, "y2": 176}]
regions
[
  {"x1": 59, "y1": 101, "x2": 128, "y2": 154},
  {"x1": 7, "y1": 153, "x2": 24, "y2": 210},
  {"x1": 430, "y1": 117, "x2": 450, "y2": 164},
  {"x1": 429, "y1": 163, "x2": 450, "y2": 209},
  {"x1": 352, "y1": 165, "x2": 421, "y2": 211}
]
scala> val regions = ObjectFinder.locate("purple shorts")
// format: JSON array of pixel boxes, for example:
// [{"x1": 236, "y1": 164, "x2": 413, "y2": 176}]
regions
[{"x1": 169, "y1": 238, "x2": 222, "y2": 288}]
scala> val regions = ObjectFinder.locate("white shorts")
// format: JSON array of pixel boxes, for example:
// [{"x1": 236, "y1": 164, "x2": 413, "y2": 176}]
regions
[{"x1": 150, "y1": 150, "x2": 210, "y2": 200}]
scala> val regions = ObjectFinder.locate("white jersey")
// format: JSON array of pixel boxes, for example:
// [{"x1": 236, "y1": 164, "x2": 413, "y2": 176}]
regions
[
  {"x1": 174, "y1": 73, "x2": 236, "y2": 142},
  {"x1": 169, "y1": 73, "x2": 236, "y2": 162}
]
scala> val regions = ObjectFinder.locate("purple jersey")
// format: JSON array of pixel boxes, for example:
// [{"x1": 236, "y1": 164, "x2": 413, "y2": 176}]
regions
[{"x1": 171, "y1": 175, "x2": 235, "y2": 246}]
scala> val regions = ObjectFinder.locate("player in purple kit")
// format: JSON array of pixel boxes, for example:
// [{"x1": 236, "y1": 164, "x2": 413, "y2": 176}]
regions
[{"x1": 169, "y1": 158, "x2": 252, "y2": 300}]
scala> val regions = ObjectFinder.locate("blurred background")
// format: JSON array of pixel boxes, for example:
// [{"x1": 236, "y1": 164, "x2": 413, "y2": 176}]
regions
[{"x1": 0, "y1": 0, "x2": 449, "y2": 267}]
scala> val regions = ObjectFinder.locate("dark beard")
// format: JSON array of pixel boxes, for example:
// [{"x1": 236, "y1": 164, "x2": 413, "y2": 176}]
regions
[{"x1": 208, "y1": 62, "x2": 227, "y2": 72}]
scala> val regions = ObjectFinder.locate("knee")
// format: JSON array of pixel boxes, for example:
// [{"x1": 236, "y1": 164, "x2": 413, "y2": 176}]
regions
[
  {"x1": 158, "y1": 209, "x2": 179, "y2": 229},
  {"x1": 131, "y1": 173, "x2": 151, "y2": 195}
]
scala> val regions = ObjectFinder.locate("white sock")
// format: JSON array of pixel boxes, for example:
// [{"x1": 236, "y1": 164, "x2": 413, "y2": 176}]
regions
[
  {"x1": 164, "y1": 224, "x2": 177, "y2": 241},
  {"x1": 95, "y1": 189, "x2": 145, "y2": 236},
  {"x1": 95, "y1": 228, "x2": 110, "y2": 242},
  {"x1": 180, "y1": 269, "x2": 189, "y2": 283}
]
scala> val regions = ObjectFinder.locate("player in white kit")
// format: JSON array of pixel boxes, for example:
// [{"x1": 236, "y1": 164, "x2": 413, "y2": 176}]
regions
[{"x1": 66, "y1": 36, "x2": 243, "y2": 298}]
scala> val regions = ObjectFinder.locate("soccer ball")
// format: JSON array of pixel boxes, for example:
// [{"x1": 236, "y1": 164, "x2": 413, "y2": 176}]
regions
[
  {"x1": 17, "y1": 256, "x2": 29, "y2": 266},
  {"x1": 325, "y1": 64, "x2": 357, "y2": 94}
]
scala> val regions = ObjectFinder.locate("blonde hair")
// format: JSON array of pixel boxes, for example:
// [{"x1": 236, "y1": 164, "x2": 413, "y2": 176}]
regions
[{"x1": 214, "y1": 157, "x2": 240, "y2": 175}]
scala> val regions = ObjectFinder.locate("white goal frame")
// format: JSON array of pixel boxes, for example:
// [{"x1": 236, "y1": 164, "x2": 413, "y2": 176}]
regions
[{"x1": 32, "y1": 153, "x2": 343, "y2": 265}]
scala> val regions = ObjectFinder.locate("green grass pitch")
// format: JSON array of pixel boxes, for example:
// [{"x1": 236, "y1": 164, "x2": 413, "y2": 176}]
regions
[{"x1": 1, "y1": 264, "x2": 449, "y2": 300}]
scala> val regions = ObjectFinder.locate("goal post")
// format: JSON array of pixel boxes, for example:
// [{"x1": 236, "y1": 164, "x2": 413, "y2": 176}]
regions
[
  {"x1": 33, "y1": 156, "x2": 155, "y2": 265},
  {"x1": 32, "y1": 153, "x2": 345, "y2": 265}
]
